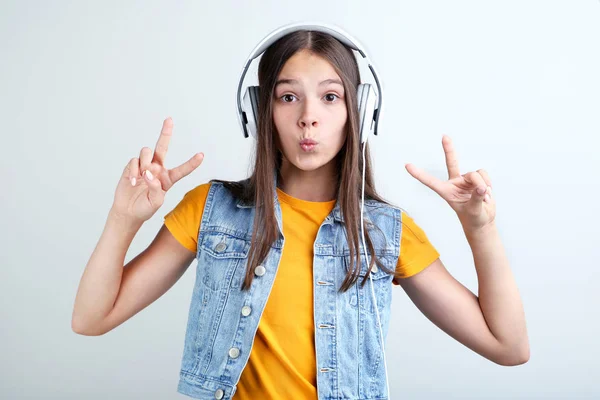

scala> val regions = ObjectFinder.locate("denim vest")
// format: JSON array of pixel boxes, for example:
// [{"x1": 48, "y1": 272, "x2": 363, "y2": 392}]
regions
[{"x1": 177, "y1": 176, "x2": 402, "y2": 400}]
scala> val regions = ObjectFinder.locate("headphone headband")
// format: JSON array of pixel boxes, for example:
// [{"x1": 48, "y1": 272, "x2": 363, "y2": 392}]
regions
[{"x1": 236, "y1": 22, "x2": 383, "y2": 138}]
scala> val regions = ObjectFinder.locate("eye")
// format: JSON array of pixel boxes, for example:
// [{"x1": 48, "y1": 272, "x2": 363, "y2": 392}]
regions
[
  {"x1": 324, "y1": 93, "x2": 340, "y2": 103},
  {"x1": 280, "y1": 94, "x2": 297, "y2": 103}
]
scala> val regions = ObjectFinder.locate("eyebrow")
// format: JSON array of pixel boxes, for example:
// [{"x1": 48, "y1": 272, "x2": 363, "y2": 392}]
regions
[{"x1": 274, "y1": 78, "x2": 343, "y2": 88}]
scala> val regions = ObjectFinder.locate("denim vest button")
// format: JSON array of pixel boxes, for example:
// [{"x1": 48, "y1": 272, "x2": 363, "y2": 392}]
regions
[
  {"x1": 241, "y1": 306, "x2": 252, "y2": 316},
  {"x1": 254, "y1": 265, "x2": 266, "y2": 276},
  {"x1": 215, "y1": 242, "x2": 227, "y2": 252},
  {"x1": 214, "y1": 388, "x2": 224, "y2": 399},
  {"x1": 228, "y1": 347, "x2": 240, "y2": 358},
  {"x1": 372, "y1": 264, "x2": 379, "y2": 273}
]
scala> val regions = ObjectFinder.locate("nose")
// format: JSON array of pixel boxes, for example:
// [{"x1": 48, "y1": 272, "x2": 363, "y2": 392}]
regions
[{"x1": 298, "y1": 98, "x2": 319, "y2": 129}]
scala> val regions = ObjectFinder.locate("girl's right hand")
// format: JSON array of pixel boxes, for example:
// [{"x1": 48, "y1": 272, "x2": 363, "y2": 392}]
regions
[{"x1": 111, "y1": 117, "x2": 204, "y2": 223}]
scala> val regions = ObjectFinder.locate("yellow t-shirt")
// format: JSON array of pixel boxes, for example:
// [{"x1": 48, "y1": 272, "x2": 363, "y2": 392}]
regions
[{"x1": 164, "y1": 182, "x2": 440, "y2": 399}]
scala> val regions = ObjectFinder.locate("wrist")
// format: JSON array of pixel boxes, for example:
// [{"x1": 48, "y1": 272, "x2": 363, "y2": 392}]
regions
[
  {"x1": 107, "y1": 207, "x2": 144, "y2": 230},
  {"x1": 463, "y1": 221, "x2": 498, "y2": 244}
]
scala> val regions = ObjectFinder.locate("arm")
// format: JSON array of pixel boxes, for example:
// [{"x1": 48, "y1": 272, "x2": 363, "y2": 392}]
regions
[
  {"x1": 71, "y1": 209, "x2": 143, "y2": 334},
  {"x1": 72, "y1": 117, "x2": 203, "y2": 336},
  {"x1": 71, "y1": 210, "x2": 195, "y2": 336},
  {"x1": 402, "y1": 135, "x2": 529, "y2": 366},
  {"x1": 397, "y1": 223, "x2": 529, "y2": 366}
]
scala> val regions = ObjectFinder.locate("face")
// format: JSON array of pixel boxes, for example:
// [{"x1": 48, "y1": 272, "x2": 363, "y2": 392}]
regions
[{"x1": 272, "y1": 49, "x2": 348, "y2": 174}]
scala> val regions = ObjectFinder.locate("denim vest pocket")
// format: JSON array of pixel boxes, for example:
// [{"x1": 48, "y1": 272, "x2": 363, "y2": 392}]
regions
[
  {"x1": 344, "y1": 252, "x2": 394, "y2": 315},
  {"x1": 199, "y1": 231, "x2": 250, "y2": 291}
]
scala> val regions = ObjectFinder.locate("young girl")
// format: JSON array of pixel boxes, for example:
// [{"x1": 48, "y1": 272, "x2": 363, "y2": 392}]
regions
[{"x1": 72, "y1": 25, "x2": 529, "y2": 400}]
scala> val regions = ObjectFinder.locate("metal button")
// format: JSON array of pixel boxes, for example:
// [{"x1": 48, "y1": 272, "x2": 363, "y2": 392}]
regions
[
  {"x1": 215, "y1": 242, "x2": 227, "y2": 252},
  {"x1": 228, "y1": 347, "x2": 240, "y2": 359},
  {"x1": 254, "y1": 265, "x2": 266, "y2": 276},
  {"x1": 214, "y1": 388, "x2": 224, "y2": 399},
  {"x1": 241, "y1": 306, "x2": 252, "y2": 317},
  {"x1": 372, "y1": 265, "x2": 379, "y2": 273}
]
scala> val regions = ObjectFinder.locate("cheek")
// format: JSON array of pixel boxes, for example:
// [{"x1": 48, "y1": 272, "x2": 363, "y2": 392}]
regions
[
  {"x1": 333, "y1": 129, "x2": 347, "y2": 152},
  {"x1": 333, "y1": 107, "x2": 348, "y2": 142},
  {"x1": 272, "y1": 106, "x2": 292, "y2": 132},
  {"x1": 326, "y1": 103, "x2": 348, "y2": 131},
  {"x1": 272, "y1": 110, "x2": 295, "y2": 150},
  {"x1": 338, "y1": 105, "x2": 348, "y2": 125},
  {"x1": 272, "y1": 107, "x2": 282, "y2": 130}
]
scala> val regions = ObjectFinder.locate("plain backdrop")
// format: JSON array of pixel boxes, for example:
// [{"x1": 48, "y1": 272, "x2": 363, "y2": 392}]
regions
[{"x1": 1, "y1": 1, "x2": 599, "y2": 399}]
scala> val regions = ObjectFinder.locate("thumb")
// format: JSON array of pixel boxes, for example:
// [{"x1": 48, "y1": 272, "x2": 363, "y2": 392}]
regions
[{"x1": 468, "y1": 186, "x2": 487, "y2": 211}]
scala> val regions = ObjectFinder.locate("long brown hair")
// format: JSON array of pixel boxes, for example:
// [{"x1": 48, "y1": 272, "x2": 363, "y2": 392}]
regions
[{"x1": 212, "y1": 29, "x2": 402, "y2": 292}]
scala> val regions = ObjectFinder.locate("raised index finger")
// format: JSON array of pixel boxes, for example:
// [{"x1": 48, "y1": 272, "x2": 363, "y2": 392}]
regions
[
  {"x1": 153, "y1": 117, "x2": 173, "y2": 165},
  {"x1": 442, "y1": 135, "x2": 460, "y2": 180}
]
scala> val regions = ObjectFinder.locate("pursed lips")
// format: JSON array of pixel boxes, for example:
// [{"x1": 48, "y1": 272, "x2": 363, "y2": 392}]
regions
[{"x1": 299, "y1": 138, "x2": 317, "y2": 152}]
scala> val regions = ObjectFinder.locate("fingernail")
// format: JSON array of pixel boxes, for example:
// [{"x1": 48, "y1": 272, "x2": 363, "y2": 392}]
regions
[
  {"x1": 477, "y1": 187, "x2": 486, "y2": 195},
  {"x1": 131, "y1": 177, "x2": 136, "y2": 186},
  {"x1": 145, "y1": 170, "x2": 154, "y2": 181},
  {"x1": 487, "y1": 186, "x2": 492, "y2": 195},
  {"x1": 484, "y1": 194, "x2": 491, "y2": 202}
]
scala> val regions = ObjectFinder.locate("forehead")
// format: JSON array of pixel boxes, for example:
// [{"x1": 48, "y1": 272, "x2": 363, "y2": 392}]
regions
[{"x1": 278, "y1": 49, "x2": 340, "y2": 80}]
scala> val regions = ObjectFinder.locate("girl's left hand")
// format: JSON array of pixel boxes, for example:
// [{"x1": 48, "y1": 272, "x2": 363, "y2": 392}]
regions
[{"x1": 404, "y1": 135, "x2": 496, "y2": 233}]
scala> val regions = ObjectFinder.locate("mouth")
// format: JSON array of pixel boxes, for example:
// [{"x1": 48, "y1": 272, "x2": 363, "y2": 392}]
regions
[{"x1": 299, "y1": 139, "x2": 317, "y2": 152}]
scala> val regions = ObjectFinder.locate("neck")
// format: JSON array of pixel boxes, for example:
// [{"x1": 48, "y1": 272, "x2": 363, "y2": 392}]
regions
[{"x1": 278, "y1": 160, "x2": 337, "y2": 202}]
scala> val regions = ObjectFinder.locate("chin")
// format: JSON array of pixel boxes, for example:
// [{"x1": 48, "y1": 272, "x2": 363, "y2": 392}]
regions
[
  {"x1": 293, "y1": 162, "x2": 323, "y2": 172},
  {"x1": 292, "y1": 156, "x2": 333, "y2": 172}
]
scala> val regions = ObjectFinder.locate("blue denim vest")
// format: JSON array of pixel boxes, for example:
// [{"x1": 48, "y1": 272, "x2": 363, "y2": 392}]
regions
[{"x1": 177, "y1": 175, "x2": 402, "y2": 400}]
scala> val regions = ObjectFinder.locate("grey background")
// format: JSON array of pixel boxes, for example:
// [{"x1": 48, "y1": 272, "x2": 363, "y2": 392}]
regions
[{"x1": 1, "y1": 0, "x2": 599, "y2": 399}]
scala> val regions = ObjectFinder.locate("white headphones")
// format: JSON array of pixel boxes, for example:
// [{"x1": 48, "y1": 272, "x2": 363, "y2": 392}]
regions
[
  {"x1": 235, "y1": 22, "x2": 384, "y2": 145},
  {"x1": 235, "y1": 22, "x2": 391, "y2": 398}
]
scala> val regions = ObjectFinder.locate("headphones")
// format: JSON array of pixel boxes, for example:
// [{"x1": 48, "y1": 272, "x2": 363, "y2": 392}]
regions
[{"x1": 236, "y1": 22, "x2": 384, "y2": 145}]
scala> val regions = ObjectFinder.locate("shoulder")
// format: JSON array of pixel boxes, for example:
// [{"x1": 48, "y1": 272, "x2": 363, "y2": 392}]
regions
[
  {"x1": 364, "y1": 199, "x2": 404, "y2": 221},
  {"x1": 183, "y1": 181, "x2": 213, "y2": 201},
  {"x1": 400, "y1": 210, "x2": 432, "y2": 244},
  {"x1": 164, "y1": 182, "x2": 213, "y2": 219}
]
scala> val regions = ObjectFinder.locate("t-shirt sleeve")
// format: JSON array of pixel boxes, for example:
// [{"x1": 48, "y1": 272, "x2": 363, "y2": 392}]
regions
[
  {"x1": 392, "y1": 211, "x2": 440, "y2": 285},
  {"x1": 163, "y1": 182, "x2": 212, "y2": 253}
]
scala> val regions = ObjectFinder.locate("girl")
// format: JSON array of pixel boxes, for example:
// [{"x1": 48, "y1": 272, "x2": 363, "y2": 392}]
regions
[{"x1": 72, "y1": 25, "x2": 529, "y2": 400}]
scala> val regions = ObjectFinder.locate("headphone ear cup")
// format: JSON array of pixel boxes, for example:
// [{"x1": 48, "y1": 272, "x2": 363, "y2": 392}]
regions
[
  {"x1": 356, "y1": 84, "x2": 367, "y2": 144},
  {"x1": 357, "y1": 84, "x2": 377, "y2": 144},
  {"x1": 242, "y1": 86, "x2": 260, "y2": 139}
]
